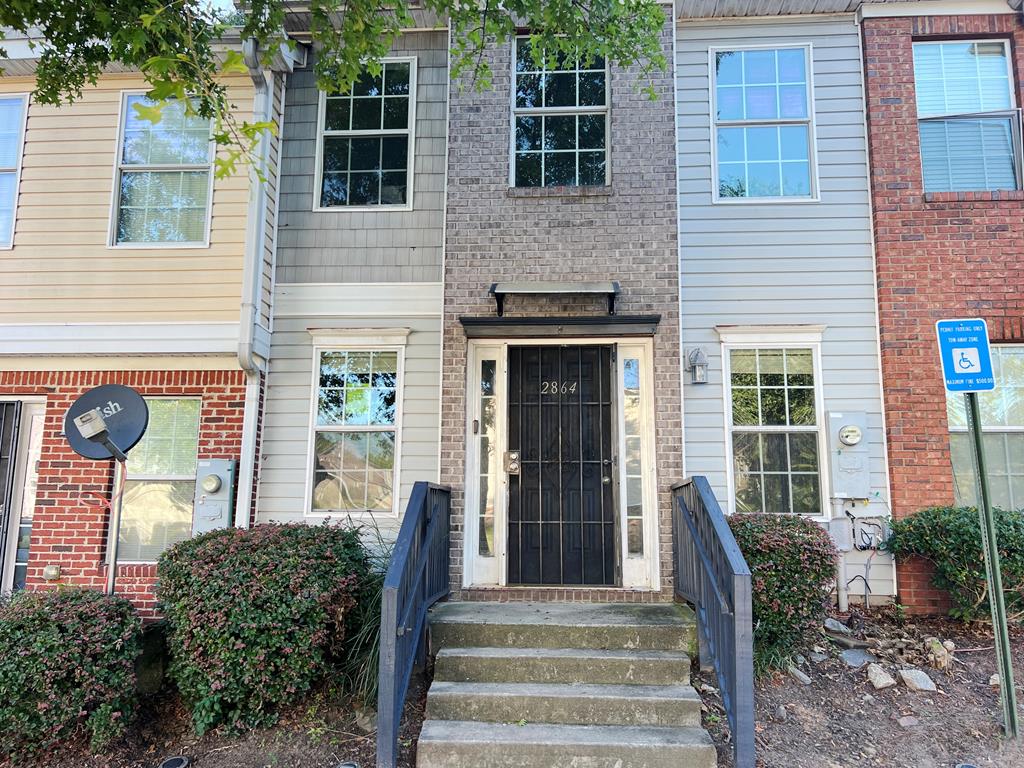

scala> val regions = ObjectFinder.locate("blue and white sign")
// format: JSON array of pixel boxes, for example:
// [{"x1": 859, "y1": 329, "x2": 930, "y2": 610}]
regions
[{"x1": 936, "y1": 318, "x2": 995, "y2": 393}]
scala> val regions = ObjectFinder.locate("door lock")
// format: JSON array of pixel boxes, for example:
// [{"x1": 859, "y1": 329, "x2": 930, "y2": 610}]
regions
[
  {"x1": 504, "y1": 450, "x2": 521, "y2": 475},
  {"x1": 602, "y1": 476, "x2": 611, "y2": 485}
]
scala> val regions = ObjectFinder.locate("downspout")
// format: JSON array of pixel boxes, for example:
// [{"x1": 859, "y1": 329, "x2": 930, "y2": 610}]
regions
[{"x1": 235, "y1": 37, "x2": 274, "y2": 529}]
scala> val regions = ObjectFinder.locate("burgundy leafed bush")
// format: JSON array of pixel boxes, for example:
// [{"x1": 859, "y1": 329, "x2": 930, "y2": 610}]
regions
[
  {"x1": 156, "y1": 523, "x2": 370, "y2": 735},
  {"x1": 0, "y1": 588, "x2": 142, "y2": 757},
  {"x1": 728, "y1": 513, "x2": 838, "y2": 671}
]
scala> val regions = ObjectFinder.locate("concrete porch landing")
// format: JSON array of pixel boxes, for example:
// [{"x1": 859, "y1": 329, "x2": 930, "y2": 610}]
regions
[{"x1": 417, "y1": 601, "x2": 716, "y2": 768}]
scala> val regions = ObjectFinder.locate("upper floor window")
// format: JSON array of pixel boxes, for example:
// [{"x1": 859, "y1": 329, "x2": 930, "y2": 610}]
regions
[
  {"x1": 712, "y1": 46, "x2": 815, "y2": 201},
  {"x1": 947, "y1": 345, "x2": 1024, "y2": 510},
  {"x1": 113, "y1": 95, "x2": 212, "y2": 246},
  {"x1": 0, "y1": 95, "x2": 27, "y2": 248},
  {"x1": 914, "y1": 41, "x2": 1022, "y2": 193},
  {"x1": 727, "y1": 346, "x2": 824, "y2": 516},
  {"x1": 317, "y1": 59, "x2": 416, "y2": 209},
  {"x1": 512, "y1": 37, "x2": 608, "y2": 188}
]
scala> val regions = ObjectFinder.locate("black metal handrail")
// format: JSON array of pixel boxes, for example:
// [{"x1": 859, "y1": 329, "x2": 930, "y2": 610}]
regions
[
  {"x1": 376, "y1": 481, "x2": 451, "y2": 768},
  {"x1": 672, "y1": 477, "x2": 755, "y2": 768}
]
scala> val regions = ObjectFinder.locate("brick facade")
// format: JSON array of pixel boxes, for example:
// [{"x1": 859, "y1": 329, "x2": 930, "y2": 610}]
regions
[
  {"x1": 0, "y1": 369, "x2": 247, "y2": 618},
  {"x1": 862, "y1": 13, "x2": 1024, "y2": 612},
  {"x1": 440, "y1": 11, "x2": 682, "y2": 598}
]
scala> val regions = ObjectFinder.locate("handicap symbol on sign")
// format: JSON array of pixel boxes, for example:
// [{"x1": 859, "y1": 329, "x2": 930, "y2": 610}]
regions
[{"x1": 953, "y1": 347, "x2": 981, "y2": 372}]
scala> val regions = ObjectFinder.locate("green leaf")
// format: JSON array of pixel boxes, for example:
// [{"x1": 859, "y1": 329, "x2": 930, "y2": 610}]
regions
[{"x1": 131, "y1": 101, "x2": 164, "y2": 125}]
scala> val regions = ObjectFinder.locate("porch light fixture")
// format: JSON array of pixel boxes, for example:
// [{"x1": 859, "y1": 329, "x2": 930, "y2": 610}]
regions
[{"x1": 686, "y1": 347, "x2": 709, "y2": 384}]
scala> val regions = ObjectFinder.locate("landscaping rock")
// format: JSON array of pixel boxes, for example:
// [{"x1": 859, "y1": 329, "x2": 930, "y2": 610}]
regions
[
  {"x1": 775, "y1": 704, "x2": 788, "y2": 722},
  {"x1": 788, "y1": 665, "x2": 812, "y2": 685},
  {"x1": 809, "y1": 651, "x2": 829, "y2": 664},
  {"x1": 900, "y1": 668, "x2": 937, "y2": 692},
  {"x1": 867, "y1": 663, "x2": 897, "y2": 690},
  {"x1": 824, "y1": 618, "x2": 852, "y2": 635},
  {"x1": 841, "y1": 648, "x2": 875, "y2": 669},
  {"x1": 990, "y1": 674, "x2": 1001, "y2": 688},
  {"x1": 898, "y1": 715, "x2": 920, "y2": 728},
  {"x1": 355, "y1": 707, "x2": 378, "y2": 733},
  {"x1": 925, "y1": 637, "x2": 954, "y2": 671}
]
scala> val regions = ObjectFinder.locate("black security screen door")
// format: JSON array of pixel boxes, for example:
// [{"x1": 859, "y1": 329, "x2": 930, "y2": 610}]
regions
[
  {"x1": 0, "y1": 402, "x2": 22, "y2": 582},
  {"x1": 507, "y1": 345, "x2": 618, "y2": 586}
]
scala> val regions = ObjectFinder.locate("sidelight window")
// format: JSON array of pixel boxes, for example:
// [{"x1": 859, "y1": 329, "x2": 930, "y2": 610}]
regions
[
  {"x1": 712, "y1": 46, "x2": 816, "y2": 200},
  {"x1": 727, "y1": 347, "x2": 824, "y2": 516},
  {"x1": 311, "y1": 349, "x2": 400, "y2": 515},
  {"x1": 512, "y1": 37, "x2": 608, "y2": 188},
  {"x1": 947, "y1": 345, "x2": 1024, "y2": 509},
  {"x1": 317, "y1": 59, "x2": 416, "y2": 208},
  {"x1": 913, "y1": 41, "x2": 1021, "y2": 193}
]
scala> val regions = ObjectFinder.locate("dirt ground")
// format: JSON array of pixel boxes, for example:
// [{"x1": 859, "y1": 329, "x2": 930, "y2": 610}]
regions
[
  {"x1": 4, "y1": 676, "x2": 428, "y2": 768},
  {"x1": 699, "y1": 611, "x2": 1024, "y2": 768},
  {"x1": 8, "y1": 613, "x2": 1024, "y2": 768}
]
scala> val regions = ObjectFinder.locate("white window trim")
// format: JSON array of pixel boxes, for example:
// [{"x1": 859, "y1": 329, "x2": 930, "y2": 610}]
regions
[
  {"x1": 720, "y1": 328, "x2": 831, "y2": 522},
  {"x1": 114, "y1": 396, "x2": 202, "y2": 564},
  {"x1": 304, "y1": 339, "x2": 407, "y2": 520},
  {"x1": 107, "y1": 91, "x2": 215, "y2": 249},
  {"x1": 709, "y1": 43, "x2": 821, "y2": 204},
  {"x1": 313, "y1": 56, "x2": 418, "y2": 212},
  {"x1": 948, "y1": 343, "x2": 1024, "y2": 436},
  {"x1": 912, "y1": 39, "x2": 1023, "y2": 192},
  {"x1": 0, "y1": 93, "x2": 29, "y2": 250},
  {"x1": 507, "y1": 36, "x2": 612, "y2": 189}
]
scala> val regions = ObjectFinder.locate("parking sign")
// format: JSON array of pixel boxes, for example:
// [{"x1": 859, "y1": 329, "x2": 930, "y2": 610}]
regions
[{"x1": 936, "y1": 318, "x2": 995, "y2": 393}]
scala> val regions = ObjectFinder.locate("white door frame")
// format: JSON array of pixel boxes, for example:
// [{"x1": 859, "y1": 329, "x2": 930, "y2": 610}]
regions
[
  {"x1": 462, "y1": 338, "x2": 661, "y2": 591},
  {"x1": 1, "y1": 399, "x2": 46, "y2": 594}
]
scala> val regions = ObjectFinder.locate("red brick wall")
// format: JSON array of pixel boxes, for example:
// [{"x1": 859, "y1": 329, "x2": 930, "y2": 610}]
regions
[
  {"x1": 0, "y1": 369, "x2": 247, "y2": 618},
  {"x1": 862, "y1": 14, "x2": 1024, "y2": 612}
]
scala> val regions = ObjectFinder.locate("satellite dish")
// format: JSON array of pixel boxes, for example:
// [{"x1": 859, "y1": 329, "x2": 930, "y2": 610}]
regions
[{"x1": 64, "y1": 384, "x2": 149, "y2": 461}]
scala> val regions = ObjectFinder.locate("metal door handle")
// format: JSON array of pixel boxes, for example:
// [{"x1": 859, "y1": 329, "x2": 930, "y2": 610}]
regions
[{"x1": 602, "y1": 476, "x2": 611, "y2": 485}]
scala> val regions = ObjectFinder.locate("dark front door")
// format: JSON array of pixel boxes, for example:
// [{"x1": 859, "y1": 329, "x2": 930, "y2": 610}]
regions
[
  {"x1": 0, "y1": 402, "x2": 22, "y2": 584},
  {"x1": 507, "y1": 345, "x2": 618, "y2": 586}
]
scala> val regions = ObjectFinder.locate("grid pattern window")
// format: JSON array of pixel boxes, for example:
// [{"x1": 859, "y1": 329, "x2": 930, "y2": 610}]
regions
[
  {"x1": 622, "y1": 357, "x2": 644, "y2": 555},
  {"x1": 312, "y1": 350, "x2": 399, "y2": 514},
  {"x1": 947, "y1": 345, "x2": 1024, "y2": 510},
  {"x1": 713, "y1": 47, "x2": 814, "y2": 200},
  {"x1": 513, "y1": 38, "x2": 608, "y2": 188},
  {"x1": 318, "y1": 60, "x2": 414, "y2": 208},
  {"x1": 119, "y1": 399, "x2": 201, "y2": 562},
  {"x1": 913, "y1": 41, "x2": 1022, "y2": 193},
  {"x1": 729, "y1": 348, "x2": 822, "y2": 515},
  {"x1": 114, "y1": 96, "x2": 212, "y2": 245},
  {"x1": 0, "y1": 96, "x2": 27, "y2": 248}
]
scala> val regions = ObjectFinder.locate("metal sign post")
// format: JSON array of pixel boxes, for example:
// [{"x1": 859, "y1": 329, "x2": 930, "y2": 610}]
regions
[{"x1": 936, "y1": 318, "x2": 1018, "y2": 738}]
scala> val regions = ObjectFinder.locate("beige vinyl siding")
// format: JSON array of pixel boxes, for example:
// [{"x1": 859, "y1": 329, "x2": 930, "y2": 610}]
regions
[{"x1": 0, "y1": 74, "x2": 254, "y2": 323}]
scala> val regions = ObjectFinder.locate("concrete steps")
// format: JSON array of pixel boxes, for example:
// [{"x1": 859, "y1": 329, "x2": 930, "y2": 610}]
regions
[
  {"x1": 426, "y1": 681, "x2": 703, "y2": 727},
  {"x1": 435, "y1": 646, "x2": 691, "y2": 685},
  {"x1": 417, "y1": 720, "x2": 717, "y2": 768},
  {"x1": 417, "y1": 602, "x2": 715, "y2": 768}
]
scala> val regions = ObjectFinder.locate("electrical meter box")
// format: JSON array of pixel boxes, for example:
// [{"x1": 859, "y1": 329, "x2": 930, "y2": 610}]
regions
[
  {"x1": 192, "y1": 459, "x2": 237, "y2": 535},
  {"x1": 827, "y1": 411, "x2": 871, "y2": 500}
]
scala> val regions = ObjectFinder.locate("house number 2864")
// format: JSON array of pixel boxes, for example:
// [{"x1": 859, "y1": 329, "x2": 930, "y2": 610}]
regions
[{"x1": 540, "y1": 381, "x2": 578, "y2": 394}]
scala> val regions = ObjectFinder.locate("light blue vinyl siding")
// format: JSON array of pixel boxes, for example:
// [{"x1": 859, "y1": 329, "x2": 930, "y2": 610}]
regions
[{"x1": 677, "y1": 17, "x2": 892, "y2": 596}]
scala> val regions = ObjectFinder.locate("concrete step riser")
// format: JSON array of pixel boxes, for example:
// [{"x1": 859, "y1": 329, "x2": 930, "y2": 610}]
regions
[
  {"x1": 417, "y1": 743, "x2": 717, "y2": 768},
  {"x1": 430, "y1": 623, "x2": 694, "y2": 654},
  {"x1": 435, "y1": 653, "x2": 690, "y2": 686},
  {"x1": 426, "y1": 688, "x2": 701, "y2": 728}
]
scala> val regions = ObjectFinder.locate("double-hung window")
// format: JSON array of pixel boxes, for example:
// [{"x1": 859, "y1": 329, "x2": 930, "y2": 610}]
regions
[
  {"x1": 118, "y1": 399, "x2": 201, "y2": 562},
  {"x1": 317, "y1": 59, "x2": 415, "y2": 208},
  {"x1": 113, "y1": 95, "x2": 212, "y2": 245},
  {"x1": 312, "y1": 349, "x2": 400, "y2": 514},
  {"x1": 948, "y1": 345, "x2": 1024, "y2": 510},
  {"x1": 727, "y1": 347, "x2": 824, "y2": 515},
  {"x1": 712, "y1": 46, "x2": 815, "y2": 200},
  {"x1": 0, "y1": 95, "x2": 27, "y2": 248},
  {"x1": 913, "y1": 41, "x2": 1021, "y2": 193},
  {"x1": 512, "y1": 37, "x2": 608, "y2": 187}
]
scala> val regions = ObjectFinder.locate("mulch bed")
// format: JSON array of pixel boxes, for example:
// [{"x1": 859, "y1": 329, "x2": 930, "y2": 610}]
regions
[{"x1": 700, "y1": 610, "x2": 1024, "y2": 768}]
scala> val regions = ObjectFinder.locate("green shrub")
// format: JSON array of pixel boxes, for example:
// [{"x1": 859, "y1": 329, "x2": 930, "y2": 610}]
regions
[
  {"x1": 0, "y1": 588, "x2": 141, "y2": 757},
  {"x1": 884, "y1": 505, "x2": 1024, "y2": 622},
  {"x1": 728, "y1": 514, "x2": 838, "y2": 671},
  {"x1": 156, "y1": 523, "x2": 370, "y2": 734}
]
